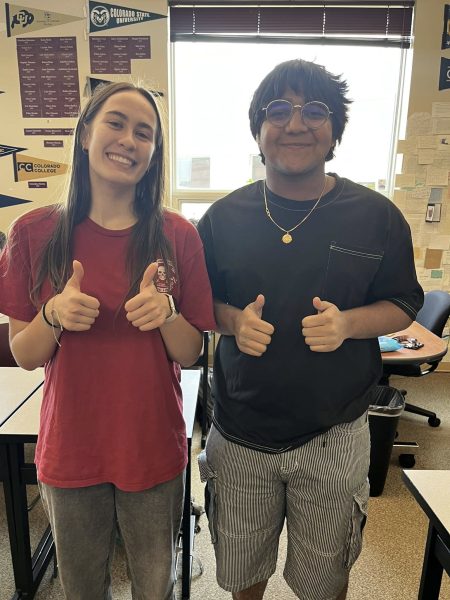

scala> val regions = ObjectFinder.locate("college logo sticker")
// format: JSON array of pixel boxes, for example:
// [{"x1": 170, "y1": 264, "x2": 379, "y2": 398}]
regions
[
  {"x1": 88, "y1": 1, "x2": 166, "y2": 33},
  {"x1": 5, "y1": 3, "x2": 83, "y2": 37},
  {"x1": 13, "y1": 153, "x2": 68, "y2": 182},
  {"x1": 90, "y1": 5, "x2": 110, "y2": 28},
  {"x1": 439, "y1": 57, "x2": 450, "y2": 91}
]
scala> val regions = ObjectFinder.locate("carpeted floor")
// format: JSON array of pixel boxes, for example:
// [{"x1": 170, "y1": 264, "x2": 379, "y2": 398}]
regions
[{"x1": 1, "y1": 373, "x2": 449, "y2": 599}]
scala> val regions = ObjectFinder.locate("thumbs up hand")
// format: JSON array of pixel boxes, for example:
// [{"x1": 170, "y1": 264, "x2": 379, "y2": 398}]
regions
[
  {"x1": 125, "y1": 263, "x2": 171, "y2": 331},
  {"x1": 235, "y1": 294, "x2": 275, "y2": 357},
  {"x1": 250, "y1": 293, "x2": 265, "y2": 319},
  {"x1": 65, "y1": 259, "x2": 84, "y2": 290},
  {"x1": 139, "y1": 262, "x2": 158, "y2": 293},
  {"x1": 301, "y1": 296, "x2": 346, "y2": 352},
  {"x1": 51, "y1": 260, "x2": 100, "y2": 331}
]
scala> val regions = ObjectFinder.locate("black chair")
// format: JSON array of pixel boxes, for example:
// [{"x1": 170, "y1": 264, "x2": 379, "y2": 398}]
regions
[
  {"x1": 190, "y1": 331, "x2": 212, "y2": 449},
  {"x1": 382, "y1": 290, "x2": 450, "y2": 428},
  {"x1": 0, "y1": 321, "x2": 17, "y2": 367}
]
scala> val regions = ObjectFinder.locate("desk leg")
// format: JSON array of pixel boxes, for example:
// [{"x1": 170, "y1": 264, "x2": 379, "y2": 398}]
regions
[
  {"x1": 181, "y1": 437, "x2": 192, "y2": 600},
  {"x1": 2, "y1": 442, "x2": 34, "y2": 595},
  {"x1": 418, "y1": 524, "x2": 443, "y2": 600},
  {"x1": 1, "y1": 442, "x2": 54, "y2": 599},
  {"x1": 201, "y1": 333, "x2": 209, "y2": 450}
]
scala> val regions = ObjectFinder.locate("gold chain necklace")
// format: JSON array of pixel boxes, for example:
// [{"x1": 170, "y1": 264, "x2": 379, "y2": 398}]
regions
[{"x1": 263, "y1": 176, "x2": 328, "y2": 244}]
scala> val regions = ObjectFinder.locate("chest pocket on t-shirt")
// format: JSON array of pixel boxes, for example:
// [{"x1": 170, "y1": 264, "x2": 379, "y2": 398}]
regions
[{"x1": 323, "y1": 241, "x2": 384, "y2": 310}]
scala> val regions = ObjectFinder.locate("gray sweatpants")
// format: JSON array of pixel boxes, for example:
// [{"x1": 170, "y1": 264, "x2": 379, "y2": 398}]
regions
[{"x1": 38, "y1": 473, "x2": 184, "y2": 600}]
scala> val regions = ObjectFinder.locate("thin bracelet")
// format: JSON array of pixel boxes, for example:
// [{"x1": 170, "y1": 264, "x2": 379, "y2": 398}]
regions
[
  {"x1": 50, "y1": 300, "x2": 63, "y2": 348},
  {"x1": 41, "y1": 301, "x2": 62, "y2": 329}
]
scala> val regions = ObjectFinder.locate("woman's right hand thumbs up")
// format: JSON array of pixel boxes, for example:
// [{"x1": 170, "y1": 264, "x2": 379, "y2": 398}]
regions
[{"x1": 51, "y1": 260, "x2": 100, "y2": 331}]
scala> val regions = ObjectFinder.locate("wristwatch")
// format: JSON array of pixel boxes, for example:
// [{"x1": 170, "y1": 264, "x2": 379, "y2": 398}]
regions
[{"x1": 164, "y1": 294, "x2": 179, "y2": 323}]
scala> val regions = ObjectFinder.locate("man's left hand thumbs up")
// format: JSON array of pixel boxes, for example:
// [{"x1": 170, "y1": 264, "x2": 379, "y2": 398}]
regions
[{"x1": 301, "y1": 296, "x2": 346, "y2": 352}]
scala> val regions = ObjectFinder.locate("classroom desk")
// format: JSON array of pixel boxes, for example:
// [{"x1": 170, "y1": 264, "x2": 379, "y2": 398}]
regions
[
  {"x1": 402, "y1": 470, "x2": 450, "y2": 599},
  {"x1": 380, "y1": 322, "x2": 448, "y2": 462},
  {"x1": 381, "y1": 321, "x2": 448, "y2": 366},
  {"x1": 0, "y1": 368, "x2": 200, "y2": 600},
  {"x1": 0, "y1": 367, "x2": 44, "y2": 426},
  {"x1": 0, "y1": 385, "x2": 52, "y2": 600}
]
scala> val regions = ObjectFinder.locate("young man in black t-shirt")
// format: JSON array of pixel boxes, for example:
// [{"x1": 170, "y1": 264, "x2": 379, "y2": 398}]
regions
[{"x1": 198, "y1": 59, "x2": 423, "y2": 600}]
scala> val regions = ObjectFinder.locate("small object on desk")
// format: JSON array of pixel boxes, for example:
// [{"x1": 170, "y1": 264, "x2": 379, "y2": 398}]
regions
[
  {"x1": 378, "y1": 336, "x2": 403, "y2": 352},
  {"x1": 392, "y1": 335, "x2": 424, "y2": 350}
]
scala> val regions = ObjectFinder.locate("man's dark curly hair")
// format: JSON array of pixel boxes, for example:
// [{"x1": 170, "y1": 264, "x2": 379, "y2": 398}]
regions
[{"x1": 249, "y1": 59, "x2": 352, "y2": 163}]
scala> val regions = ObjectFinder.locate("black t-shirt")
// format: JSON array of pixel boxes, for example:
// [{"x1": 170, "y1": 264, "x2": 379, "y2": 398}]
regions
[{"x1": 198, "y1": 175, "x2": 423, "y2": 452}]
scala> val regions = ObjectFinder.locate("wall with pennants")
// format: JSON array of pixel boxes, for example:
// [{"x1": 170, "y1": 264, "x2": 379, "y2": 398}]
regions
[{"x1": 0, "y1": 0, "x2": 168, "y2": 231}]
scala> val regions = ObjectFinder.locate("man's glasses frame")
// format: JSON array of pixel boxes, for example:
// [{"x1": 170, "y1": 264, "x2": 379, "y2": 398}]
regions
[{"x1": 261, "y1": 99, "x2": 333, "y2": 130}]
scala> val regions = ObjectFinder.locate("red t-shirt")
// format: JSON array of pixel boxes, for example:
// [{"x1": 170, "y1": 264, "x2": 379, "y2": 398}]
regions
[{"x1": 0, "y1": 206, "x2": 215, "y2": 491}]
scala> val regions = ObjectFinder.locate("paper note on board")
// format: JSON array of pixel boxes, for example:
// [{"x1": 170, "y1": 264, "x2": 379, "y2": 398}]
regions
[
  {"x1": 432, "y1": 102, "x2": 450, "y2": 117},
  {"x1": 417, "y1": 135, "x2": 438, "y2": 148},
  {"x1": 429, "y1": 235, "x2": 450, "y2": 250},
  {"x1": 418, "y1": 149, "x2": 436, "y2": 164},
  {"x1": 397, "y1": 138, "x2": 418, "y2": 154},
  {"x1": 393, "y1": 189, "x2": 407, "y2": 208},
  {"x1": 402, "y1": 155, "x2": 418, "y2": 173},
  {"x1": 406, "y1": 194, "x2": 428, "y2": 213},
  {"x1": 395, "y1": 173, "x2": 416, "y2": 188},
  {"x1": 407, "y1": 113, "x2": 432, "y2": 137},
  {"x1": 432, "y1": 117, "x2": 450, "y2": 133},
  {"x1": 425, "y1": 166, "x2": 449, "y2": 186},
  {"x1": 424, "y1": 249, "x2": 443, "y2": 269}
]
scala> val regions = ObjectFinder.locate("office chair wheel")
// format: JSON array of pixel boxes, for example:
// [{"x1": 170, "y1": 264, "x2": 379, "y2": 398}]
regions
[
  {"x1": 428, "y1": 416, "x2": 441, "y2": 427},
  {"x1": 399, "y1": 454, "x2": 415, "y2": 468}
]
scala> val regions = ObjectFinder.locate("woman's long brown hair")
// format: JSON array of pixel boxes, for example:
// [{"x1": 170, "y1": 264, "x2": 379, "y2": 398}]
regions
[{"x1": 31, "y1": 81, "x2": 173, "y2": 306}]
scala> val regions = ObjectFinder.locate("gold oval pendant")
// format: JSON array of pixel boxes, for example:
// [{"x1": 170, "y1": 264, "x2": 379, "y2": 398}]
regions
[{"x1": 282, "y1": 233, "x2": 292, "y2": 244}]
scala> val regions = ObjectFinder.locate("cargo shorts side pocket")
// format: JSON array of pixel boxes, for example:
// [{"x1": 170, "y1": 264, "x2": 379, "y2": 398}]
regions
[
  {"x1": 198, "y1": 450, "x2": 218, "y2": 544},
  {"x1": 344, "y1": 479, "x2": 370, "y2": 570}
]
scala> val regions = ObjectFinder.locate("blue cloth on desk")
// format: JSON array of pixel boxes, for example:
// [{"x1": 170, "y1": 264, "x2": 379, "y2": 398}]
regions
[{"x1": 378, "y1": 336, "x2": 403, "y2": 352}]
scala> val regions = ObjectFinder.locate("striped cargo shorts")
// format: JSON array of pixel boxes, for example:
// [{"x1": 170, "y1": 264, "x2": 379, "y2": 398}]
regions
[{"x1": 198, "y1": 412, "x2": 370, "y2": 600}]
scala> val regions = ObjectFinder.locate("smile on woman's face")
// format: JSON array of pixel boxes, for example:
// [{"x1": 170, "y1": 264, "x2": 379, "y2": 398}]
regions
[{"x1": 83, "y1": 90, "x2": 158, "y2": 193}]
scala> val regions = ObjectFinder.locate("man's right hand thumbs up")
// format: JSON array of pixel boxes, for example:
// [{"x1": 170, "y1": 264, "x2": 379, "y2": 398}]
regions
[
  {"x1": 235, "y1": 294, "x2": 275, "y2": 357},
  {"x1": 51, "y1": 260, "x2": 100, "y2": 331}
]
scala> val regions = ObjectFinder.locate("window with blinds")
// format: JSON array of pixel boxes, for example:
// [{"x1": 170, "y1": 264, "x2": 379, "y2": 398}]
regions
[
  {"x1": 169, "y1": 1, "x2": 414, "y2": 215},
  {"x1": 170, "y1": 2, "x2": 414, "y2": 47}
]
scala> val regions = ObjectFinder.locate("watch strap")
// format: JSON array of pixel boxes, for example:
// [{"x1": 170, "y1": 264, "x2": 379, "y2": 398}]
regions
[{"x1": 164, "y1": 294, "x2": 179, "y2": 323}]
